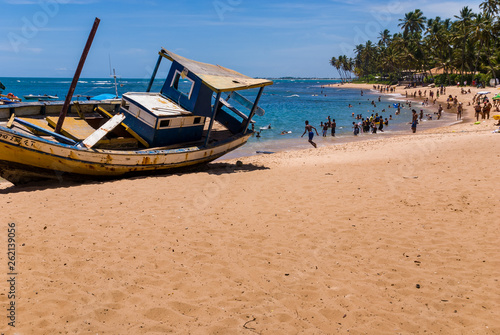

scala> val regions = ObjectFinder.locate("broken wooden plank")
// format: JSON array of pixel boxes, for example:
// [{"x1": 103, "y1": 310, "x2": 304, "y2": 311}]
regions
[
  {"x1": 46, "y1": 116, "x2": 97, "y2": 141},
  {"x1": 73, "y1": 102, "x2": 86, "y2": 120},
  {"x1": 95, "y1": 106, "x2": 150, "y2": 148},
  {"x1": 78, "y1": 113, "x2": 126, "y2": 149},
  {"x1": 94, "y1": 106, "x2": 113, "y2": 118},
  {"x1": 6, "y1": 113, "x2": 15, "y2": 129},
  {"x1": 17, "y1": 117, "x2": 55, "y2": 136},
  {"x1": 14, "y1": 117, "x2": 77, "y2": 145}
]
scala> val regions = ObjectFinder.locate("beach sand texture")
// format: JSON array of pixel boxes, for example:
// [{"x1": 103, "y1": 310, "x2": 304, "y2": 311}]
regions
[{"x1": 1, "y1": 85, "x2": 499, "y2": 334}]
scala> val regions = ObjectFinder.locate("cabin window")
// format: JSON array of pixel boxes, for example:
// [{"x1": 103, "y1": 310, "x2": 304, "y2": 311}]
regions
[
  {"x1": 171, "y1": 70, "x2": 194, "y2": 99},
  {"x1": 159, "y1": 120, "x2": 170, "y2": 128},
  {"x1": 193, "y1": 117, "x2": 201, "y2": 124}
]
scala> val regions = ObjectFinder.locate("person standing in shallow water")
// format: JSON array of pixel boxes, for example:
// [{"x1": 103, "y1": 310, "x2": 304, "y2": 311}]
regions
[
  {"x1": 352, "y1": 122, "x2": 360, "y2": 136},
  {"x1": 331, "y1": 119, "x2": 336, "y2": 136},
  {"x1": 322, "y1": 122, "x2": 328, "y2": 137},
  {"x1": 301, "y1": 120, "x2": 319, "y2": 148},
  {"x1": 411, "y1": 109, "x2": 418, "y2": 133}
]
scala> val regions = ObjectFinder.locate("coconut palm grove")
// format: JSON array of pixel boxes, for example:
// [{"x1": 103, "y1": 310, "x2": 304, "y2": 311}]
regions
[{"x1": 331, "y1": 1, "x2": 500, "y2": 86}]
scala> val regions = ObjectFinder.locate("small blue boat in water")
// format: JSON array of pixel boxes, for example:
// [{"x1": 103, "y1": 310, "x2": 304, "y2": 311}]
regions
[{"x1": 90, "y1": 93, "x2": 119, "y2": 101}]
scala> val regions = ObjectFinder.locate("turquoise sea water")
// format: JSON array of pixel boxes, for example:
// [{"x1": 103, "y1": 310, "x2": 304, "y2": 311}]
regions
[{"x1": 0, "y1": 77, "x2": 454, "y2": 158}]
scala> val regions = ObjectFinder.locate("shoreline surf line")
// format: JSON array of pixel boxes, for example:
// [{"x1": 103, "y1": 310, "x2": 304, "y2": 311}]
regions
[{"x1": 221, "y1": 85, "x2": 458, "y2": 160}]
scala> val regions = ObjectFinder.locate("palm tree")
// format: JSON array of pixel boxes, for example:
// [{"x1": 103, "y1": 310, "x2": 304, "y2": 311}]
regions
[
  {"x1": 480, "y1": 0, "x2": 499, "y2": 17},
  {"x1": 333, "y1": 5, "x2": 500, "y2": 86},
  {"x1": 330, "y1": 56, "x2": 342, "y2": 81},
  {"x1": 423, "y1": 17, "x2": 455, "y2": 84},
  {"x1": 454, "y1": 7, "x2": 475, "y2": 82},
  {"x1": 331, "y1": 56, "x2": 354, "y2": 82},
  {"x1": 380, "y1": 43, "x2": 403, "y2": 81},
  {"x1": 477, "y1": 14, "x2": 497, "y2": 82},
  {"x1": 353, "y1": 44, "x2": 366, "y2": 77},
  {"x1": 378, "y1": 29, "x2": 392, "y2": 48},
  {"x1": 343, "y1": 57, "x2": 354, "y2": 81},
  {"x1": 398, "y1": 9, "x2": 427, "y2": 81},
  {"x1": 337, "y1": 55, "x2": 347, "y2": 82},
  {"x1": 471, "y1": 13, "x2": 488, "y2": 74},
  {"x1": 398, "y1": 9, "x2": 427, "y2": 37}
]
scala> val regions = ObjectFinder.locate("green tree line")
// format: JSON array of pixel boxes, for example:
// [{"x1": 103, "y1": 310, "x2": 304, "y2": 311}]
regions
[{"x1": 331, "y1": 1, "x2": 500, "y2": 86}]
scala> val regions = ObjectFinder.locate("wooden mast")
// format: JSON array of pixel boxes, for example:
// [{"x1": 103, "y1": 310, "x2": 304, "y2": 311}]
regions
[
  {"x1": 55, "y1": 17, "x2": 100, "y2": 134},
  {"x1": 146, "y1": 54, "x2": 162, "y2": 92}
]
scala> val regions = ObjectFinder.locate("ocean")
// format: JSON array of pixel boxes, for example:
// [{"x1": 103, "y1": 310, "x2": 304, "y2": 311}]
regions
[{"x1": 0, "y1": 77, "x2": 455, "y2": 158}]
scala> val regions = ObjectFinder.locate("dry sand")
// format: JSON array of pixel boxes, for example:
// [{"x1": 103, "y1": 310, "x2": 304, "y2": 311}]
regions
[{"x1": 1, "y1": 84, "x2": 499, "y2": 334}]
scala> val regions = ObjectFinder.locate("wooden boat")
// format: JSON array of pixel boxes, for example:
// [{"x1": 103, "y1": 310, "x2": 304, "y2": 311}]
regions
[
  {"x1": 23, "y1": 94, "x2": 59, "y2": 101},
  {"x1": 0, "y1": 93, "x2": 22, "y2": 105},
  {"x1": 0, "y1": 48, "x2": 272, "y2": 185}
]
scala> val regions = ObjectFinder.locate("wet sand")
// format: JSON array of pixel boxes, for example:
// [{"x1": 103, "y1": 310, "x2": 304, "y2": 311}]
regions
[{"x1": 0, "y1": 85, "x2": 499, "y2": 334}]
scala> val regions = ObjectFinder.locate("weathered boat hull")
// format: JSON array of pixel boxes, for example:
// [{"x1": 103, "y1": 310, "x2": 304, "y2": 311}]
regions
[
  {"x1": 0, "y1": 126, "x2": 250, "y2": 185},
  {"x1": 0, "y1": 46, "x2": 272, "y2": 185}
]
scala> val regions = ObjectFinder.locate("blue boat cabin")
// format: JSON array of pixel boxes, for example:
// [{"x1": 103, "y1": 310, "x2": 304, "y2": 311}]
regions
[{"x1": 120, "y1": 48, "x2": 272, "y2": 148}]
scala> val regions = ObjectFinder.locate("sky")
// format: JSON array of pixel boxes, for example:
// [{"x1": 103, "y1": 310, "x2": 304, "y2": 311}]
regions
[{"x1": 0, "y1": 0, "x2": 484, "y2": 79}]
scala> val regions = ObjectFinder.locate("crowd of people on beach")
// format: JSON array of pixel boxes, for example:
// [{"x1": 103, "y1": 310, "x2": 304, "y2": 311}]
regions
[
  {"x1": 299, "y1": 88, "x2": 443, "y2": 147},
  {"x1": 301, "y1": 111, "x2": 393, "y2": 147},
  {"x1": 259, "y1": 83, "x2": 500, "y2": 148}
]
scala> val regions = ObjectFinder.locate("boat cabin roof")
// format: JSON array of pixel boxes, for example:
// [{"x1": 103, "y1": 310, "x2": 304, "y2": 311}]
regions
[
  {"x1": 159, "y1": 48, "x2": 273, "y2": 93},
  {"x1": 123, "y1": 92, "x2": 192, "y2": 117}
]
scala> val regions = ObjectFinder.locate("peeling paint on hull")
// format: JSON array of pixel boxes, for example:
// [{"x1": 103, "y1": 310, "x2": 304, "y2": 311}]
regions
[{"x1": 0, "y1": 126, "x2": 250, "y2": 185}]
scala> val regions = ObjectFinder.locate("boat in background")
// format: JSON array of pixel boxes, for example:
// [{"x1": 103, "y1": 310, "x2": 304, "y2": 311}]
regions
[
  {"x1": 90, "y1": 93, "x2": 120, "y2": 101},
  {"x1": 23, "y1": 94, "x2": 59, "y2": 101},
  {"x1": 0, "y1": 93, "x2": 21, "y2": 105},
  {"x1": 0, "y1": 47, "x2": 272, "y2": 185},
  {"x1": 0, "y1": 97, "x2": 15, "y2": 105},
  {"x1": 90, "y1": 68, "x2": 121, "y2": 102}
]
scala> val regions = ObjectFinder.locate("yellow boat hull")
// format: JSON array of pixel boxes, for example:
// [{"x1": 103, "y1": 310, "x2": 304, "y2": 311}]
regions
[{"x1": 0, "y1": 127, "x2": 250, "y2": 185}]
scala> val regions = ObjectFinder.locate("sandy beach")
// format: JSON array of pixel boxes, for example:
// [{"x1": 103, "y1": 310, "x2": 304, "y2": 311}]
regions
[
  {"x1": 1, "y1": 84, "x2": 499, "y2": 334},
  {"x1": 330, "y1": 82, "x2": 497, "y2": 127}
]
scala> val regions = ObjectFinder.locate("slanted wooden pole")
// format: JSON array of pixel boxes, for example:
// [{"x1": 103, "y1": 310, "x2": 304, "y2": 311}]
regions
[
  {"x1": 242, "y1": 86, "x2": 264, "y2": 134},
  {"x1": 55, "y1": 17, "x2": 100, "y2": 134},
  {"x1": 146, "y1": 54, "x2": 162, "y2": 92},
  {"x1": 204, "y1": 92, "x2": 221, "y2": 147}
]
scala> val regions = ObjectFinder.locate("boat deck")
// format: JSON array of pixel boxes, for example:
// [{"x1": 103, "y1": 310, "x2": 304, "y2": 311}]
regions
[{"x1": 0, "y1": 113, "x2": 236, "y2": 151}]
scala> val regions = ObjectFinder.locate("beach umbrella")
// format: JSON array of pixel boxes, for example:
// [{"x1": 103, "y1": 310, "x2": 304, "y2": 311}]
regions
[{"x1": 493, "y1": 94, "x2": 500, "y2": 100}]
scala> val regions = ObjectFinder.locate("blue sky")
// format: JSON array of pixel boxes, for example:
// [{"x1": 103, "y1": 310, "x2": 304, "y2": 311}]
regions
[{"x1": 0, "y1": 0, "x2": 483, "y2": 78}]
